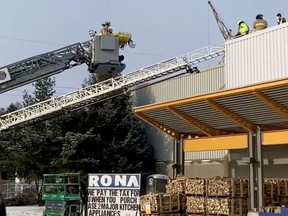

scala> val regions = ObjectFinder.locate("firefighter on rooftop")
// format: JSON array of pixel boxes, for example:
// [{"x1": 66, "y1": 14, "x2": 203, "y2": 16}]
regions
[
  {"x1": 276, "y1": 13, "x2": 286, "y2": 25},
  {"x1": 235, "y1": 20, "x2": 249, "y2": 37},
  {"x1": 100, "y1": 21, "x2": 111, "y2": 35},
  {"x1": 253, "y1": 14, "x2": 268, "y2": 31}
]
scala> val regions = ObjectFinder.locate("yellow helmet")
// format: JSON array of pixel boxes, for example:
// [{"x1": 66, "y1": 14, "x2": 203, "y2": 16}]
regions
[{"x1": 238, "y1": 20, "x2": 244, "y2": 25}]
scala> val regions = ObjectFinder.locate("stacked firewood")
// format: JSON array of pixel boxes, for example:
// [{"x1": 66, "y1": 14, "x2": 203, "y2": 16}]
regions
[
  {"x1": 166, "y1": 177, "x2": 206, "y2": 214},
  {"x1": 185, "y1": 178, "x2": 205, "y2": 214},
  {"x1": 185, "y1": 178, "x2": 206, "y2": 195},
  {"x1": 206, "y1": 197, "x2": 248, "y2": 215},
  {"x1": 140, "y1": 193, "x2": 186, "y2": 214},
  {"x1": 166, "y1": 179, "x2": 186, "y2": 194},
  {"x1": 165, "y1": 176, "x2": 249, "y2": 215},
  {"x1": 158, "y1": 176, "x2": 252, "y2": 216},
  {"x1": 186, "y1": 196, "x2": 205, "y2": 214},
  {"x1": 264, "y1": 179, "x2": 288, "y2": 206},
  {"x1": 205, "y1": 177, "x2": 248, "y2": 216},
  {"x1": 259, "y1": 206, "x2": 282, "y2": 213},
  {"x1": 206, "y1": 177, "x2": 249, "y2": 197}
]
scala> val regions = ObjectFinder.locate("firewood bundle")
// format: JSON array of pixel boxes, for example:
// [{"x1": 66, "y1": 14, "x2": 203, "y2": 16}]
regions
[
  {"x1": 206, "y1": 177, "x2": 248, "y2": 197},
  {"x1": 186, "y1": 196, "x2": 205, "y2": 214},
  {"x1": 259, "y1": 206, "x2": 281, "y2": 213},
  {"x1": 206, "y1": 198, "x2": 248, "y2": 215},
  {"x1": 265, "y1": 179, "x2": 288, "y2": 197},
  {"x1": 264, "y1": 179, "x2": 288, "y2": 206},
  {"x1": 140, "y1": 193, "x2": 186, "y2": 213},
  {"x1": 166, "y1": 179, "x2": 186, "y2": 194},
  {"x1": 185, "y1": 178, "x2": 205, "y2": 195}
]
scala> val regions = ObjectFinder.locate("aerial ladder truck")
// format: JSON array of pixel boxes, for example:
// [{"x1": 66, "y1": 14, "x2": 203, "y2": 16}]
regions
[
  {"x1": 0, "y1": 3, "x2": 236, "y2": 131},
  {"x1": 0, "y1": 4, "x2": 277, "y2": 215},
  {"x1": 0, "y1": 32, "x2": 225, "y2": 131},
  {"x1": 0, "y1": 31, "x2": 135, "y2": 94},
  {"x1": 0, "y1": 26, "x2": 225, "y2": 216}
]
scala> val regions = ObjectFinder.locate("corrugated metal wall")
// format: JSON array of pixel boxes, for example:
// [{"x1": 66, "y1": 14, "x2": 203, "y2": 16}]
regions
[
  {"x1": 185, "y1": 150, "x2": 228, "y2": 161},
  {"x1": 133, "y1": 65, "x2": 224, "y2": 107},
  {"x1": 225, "y1": 23, "x2": 288, "y2": 89},
  {"x1": 185, "y1": 162, "x2": 229, "y2": 178},
  {"x1": 133, "y1": 65, "x2": 226, "y2": 166}
]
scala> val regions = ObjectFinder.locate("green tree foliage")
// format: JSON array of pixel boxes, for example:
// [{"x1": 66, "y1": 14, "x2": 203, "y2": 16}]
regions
[
  {"x1": 56, "y1": 74, "x2": 155, "y2": 175},
  {"x1": 56, "y1": 94, "x2": 155, "y2": 174},
  {"x1": 0, "y1": 77, "x2": 59, "y2": 193},
  {"x1": 0, "y1": 102, "x2": 24, "y2": 176},
  {"x1": 53, "y1": 73, "x2": 155, "y2": 203},
  {"x1": 23, "y1": 77, "x2": 56, "y2": 106},
  {"x1": 0, "y1": 73, "x2": 155, "y2": 203}
]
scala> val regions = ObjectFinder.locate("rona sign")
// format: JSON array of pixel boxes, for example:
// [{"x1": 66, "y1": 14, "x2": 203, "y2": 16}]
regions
[
  {"x1": 88, "y1": 174, "x2": 141, "y2": 189},
  {"x1": 87, "y1": 174, "x2": 141, "y2": 216}
]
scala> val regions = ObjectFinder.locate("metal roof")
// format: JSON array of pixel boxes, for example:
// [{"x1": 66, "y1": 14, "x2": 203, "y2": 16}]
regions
[{"x1": 133, "y1": 78, "x2": 288, "y2": 140}]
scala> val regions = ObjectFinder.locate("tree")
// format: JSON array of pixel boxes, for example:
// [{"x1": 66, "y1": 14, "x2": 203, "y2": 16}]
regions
[
  {"x1": 20, "y1": 77, "x2": 60, "y2": 188},
  {"x1": 57, "y1": 73, "x2": 155, "y2": 173},
  {"x1": 23, "y1": 77, "x2": 56, "y2": 106},
  {"x1": 54, "y1": 73, "x2": 155, "y2": 202},
  {"x1": 0, "y1": 77, "x2": 60, "y2": 193},
  {"x1": 5, "y1": 102, "x2": 22, "y2": 112},
  {"x1": 0, "y1": 102, "x2": 24, "y2": 178},
  {"x1": 56, "y1": 95, "x2": 155, "y2": 174},
  {"x1": 0, "y1": 73, "x2": 155, "y2": 206}
]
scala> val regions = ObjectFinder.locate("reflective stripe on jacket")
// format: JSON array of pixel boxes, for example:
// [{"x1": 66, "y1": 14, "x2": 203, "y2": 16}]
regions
[{"x1": 253, "y1": 19, "x2": 268, "y2": 30}]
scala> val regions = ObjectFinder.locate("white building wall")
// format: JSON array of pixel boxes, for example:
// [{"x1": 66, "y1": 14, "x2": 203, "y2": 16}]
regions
[{"x1": 225, "y1": 23, "x2": 288, "y2": 89}]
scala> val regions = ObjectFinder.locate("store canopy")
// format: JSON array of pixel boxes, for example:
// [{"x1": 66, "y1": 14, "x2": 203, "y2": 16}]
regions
[{"x1": 133, "y1": 78, "x2": 288, "y2": 144}]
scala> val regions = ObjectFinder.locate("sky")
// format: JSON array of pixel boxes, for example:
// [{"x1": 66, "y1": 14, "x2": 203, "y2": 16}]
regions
[{"x1": 0, "y1": 0, "x2": 287, "y2": 108}]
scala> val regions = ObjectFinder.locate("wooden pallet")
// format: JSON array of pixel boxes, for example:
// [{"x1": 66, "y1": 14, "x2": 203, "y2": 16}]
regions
[{"x1": 140, "y1": 193, "x2": 186, "y2": 214}]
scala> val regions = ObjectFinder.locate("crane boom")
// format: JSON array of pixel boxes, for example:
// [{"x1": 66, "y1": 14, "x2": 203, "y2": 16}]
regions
[
  {"x1": 0, "y1": 41, "x2": 91, "y2": 94},
  {"x1": 208, "y1": 1, "x2": 233, "y2": 40},
  {"x1": 0, "y1": 42, "x2": 225, "y2": 131}
]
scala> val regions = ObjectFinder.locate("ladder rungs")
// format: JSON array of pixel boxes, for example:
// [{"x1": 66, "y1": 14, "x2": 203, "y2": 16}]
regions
[{"x1": 0, "y1": 43, "x2": 224, "y2": 130}]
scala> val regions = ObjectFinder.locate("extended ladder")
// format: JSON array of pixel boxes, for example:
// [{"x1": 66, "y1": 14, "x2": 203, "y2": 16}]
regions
[
  {"x1": 0, "y1": 41, "x2": 90, "y2": 94},
  {"x1": 0, "y1": 42, "x2": 224, "y2": 131}
]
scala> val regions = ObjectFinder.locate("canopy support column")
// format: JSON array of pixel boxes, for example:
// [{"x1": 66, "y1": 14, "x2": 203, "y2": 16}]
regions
[
  {"x1": 248, "y1": 132, "x2": 256, "y2": 210},
  {"x1": 256, "y1": 126, "x2": 264, "y2": 208},
  {"x1": 179, "y1": 135, "x2": 185, "y2": 175},
  {"x1": 173, "y1": 135, "x2": 185, "y2": 176}
]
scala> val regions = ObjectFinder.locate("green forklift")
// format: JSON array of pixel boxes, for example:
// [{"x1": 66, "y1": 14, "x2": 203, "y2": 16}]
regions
[{"x1": 42, "y1": 173, "x2": 82, "y2": 216}]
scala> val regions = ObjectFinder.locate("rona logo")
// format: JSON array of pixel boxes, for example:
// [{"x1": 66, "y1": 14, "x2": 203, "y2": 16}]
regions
[{"x1": 88, "y1": 174, "x2": 141, "y2": 188}]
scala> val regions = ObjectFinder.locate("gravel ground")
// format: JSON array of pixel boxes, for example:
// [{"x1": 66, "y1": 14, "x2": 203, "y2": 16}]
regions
[{"x1": 6, "y1": 206, "x2": 45, "y2": 216}]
